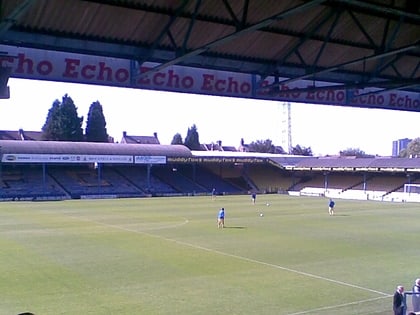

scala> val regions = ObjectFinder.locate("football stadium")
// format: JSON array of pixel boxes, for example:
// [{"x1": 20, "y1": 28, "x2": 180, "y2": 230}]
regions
[
  {"x1": 1, "y1": 139, "x2": 420, "y2": 315},
  {"x1": 0, "y1": 1, "x2": 419, "y2": 315}
]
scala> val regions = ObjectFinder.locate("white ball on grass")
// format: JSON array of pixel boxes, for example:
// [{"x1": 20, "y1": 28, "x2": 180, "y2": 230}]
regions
[{"x1": 259, "y1": 213, "x2": 264, "y2": 217}]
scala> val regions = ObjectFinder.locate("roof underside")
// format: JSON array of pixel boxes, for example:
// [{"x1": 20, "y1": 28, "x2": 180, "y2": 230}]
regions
[{"x1": 0, "y1": 0, "x2": 418, "y2": 97}]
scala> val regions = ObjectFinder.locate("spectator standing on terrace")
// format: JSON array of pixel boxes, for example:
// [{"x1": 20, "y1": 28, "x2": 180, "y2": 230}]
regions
[
  {"x1": 412, "y1": 278, "x2": 420, "y2": 312},
  {"x1": 328, "y1": 198, "x2": 335, "y2": 215},
  {"x1": 393, "y1": 285, "x2": 405, "y2": 315},
  {"x1": 217, "y1": 207, "x2": 225, "y2": 228}
]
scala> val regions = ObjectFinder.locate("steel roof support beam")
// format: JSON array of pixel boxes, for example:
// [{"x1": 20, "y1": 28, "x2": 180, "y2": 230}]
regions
[
  {"x1": 372, "y1": 54, "x2": 402, "y2": 78},
  {"x1": 136, "y1": 0, "x2": 326, "y2": 80},
  {"x1": 82, "y1": 0, "x2": 419, "y2": 52},
  {"x1": 391, "y1": 63, "x2": 403, "y2": 78},
  {"x1": 311, "y1": 10, "x2": 342, "y2": 71},
  {"x1": 371, "y1": 16, "x2": 404, "y2": 80},
  {"x1": 222, "y1": 0, "x2": 250, "y2": 30},
  {"x1": 222, "y1": 0, "x2": 239, "y2": 28},
  {"x1": 410, "y1": 61, "x2": 420, "y2": 79},
  {"x1": 0, "y1": 0, "x2": 37, "y2": 35},
  {"x1": 137, "y1": 0, "x2": 190, "y2": 66},
  {"x1": 347, "y1": 10, "x2": 376, "y2": 48},
  {"x1": 182, "y1": 0, "x2": 202, "y2": 53},
  {"x1": 261, "y1": 41, "x2": 420, "y2": 90},
  {"x1": 331, "y1": 0, "x2": 420, "y2": 23},
  {"x1": 259, "y1": 7, "x2": 336, "y2": 81},
  {"x1": 240, "y1": 0, "x2": 250, "y2": 29}
]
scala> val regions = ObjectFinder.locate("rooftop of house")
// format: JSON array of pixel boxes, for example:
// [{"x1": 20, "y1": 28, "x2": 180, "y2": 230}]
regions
[
  {"x1": 0, "y1": 129, "x2": 43, "y2": 141},
  {"x1": 120, "y1": 131, "x2": 160, "y2": 145}
]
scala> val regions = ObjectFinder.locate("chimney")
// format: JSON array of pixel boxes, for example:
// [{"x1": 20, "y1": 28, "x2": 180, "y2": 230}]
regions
[{"x1": 123, "y1": 131, "x2": 127, "y2": 138}]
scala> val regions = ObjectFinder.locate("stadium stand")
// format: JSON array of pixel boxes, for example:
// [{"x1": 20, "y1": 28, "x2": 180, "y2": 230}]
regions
[
  {"x1": 175, "y1": 164, "x2": 243, "y2": 194},
  {"x1": 151, "y1": 166, "x2": 208, "y2": 195},
  {"x1": 1, "y1": 140, "x2": 420, "y2": 202},
  {"x1": 0, "y1": 166, "x2": 67, "y2": 200},
  {"x1": 245, "y1": 164, "x2": 295, "y2": 193},
  {"x1": 203, "y1": 164, "x2": 252, "y2": 191},
  {"x1": 48, "y1": 166, "x2": 144, "y2": 199},
  {"x1": 115, "y1": 166, "x2": 178, "y2": 196}
]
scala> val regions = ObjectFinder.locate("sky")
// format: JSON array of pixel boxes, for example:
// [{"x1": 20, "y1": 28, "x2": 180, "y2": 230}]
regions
[{"x1": 0, "y1": 78, "x2": 419, "y2": 157}]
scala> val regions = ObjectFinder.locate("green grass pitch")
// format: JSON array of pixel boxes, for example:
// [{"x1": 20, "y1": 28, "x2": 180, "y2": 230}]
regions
[{"x1": 0, "y1": 195, "x2": 418, "y2": 315}]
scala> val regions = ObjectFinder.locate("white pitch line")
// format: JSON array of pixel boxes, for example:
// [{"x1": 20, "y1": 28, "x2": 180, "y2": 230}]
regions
[
  {"x1": 167, "y1": 237, "x2": 390, "y2": 296},
  {"x1": 66, "y1": 214, "x2": 390, "y2": 299},
  {"x1": 286, "y1": 295, "x2": 390, "y2": 315}
]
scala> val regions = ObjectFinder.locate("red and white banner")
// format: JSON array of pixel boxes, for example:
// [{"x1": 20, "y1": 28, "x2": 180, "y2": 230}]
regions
[{"x1": 0, "y1": 45, "x2": 418, "y2": 111}]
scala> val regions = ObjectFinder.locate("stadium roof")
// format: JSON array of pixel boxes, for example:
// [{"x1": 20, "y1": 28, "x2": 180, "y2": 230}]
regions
[
  {"x1": 0, "y1": 140, "x2": 192, "y2": 157},
  {"x1": 291, "y1": 156, "x2": 420, "y2": 171},
  {"x1": 1, "y1": 140, "x2": 419, "y2": 173},
  {"x1": 0, "y1": 0, "x2": 418, "y2": 99}
]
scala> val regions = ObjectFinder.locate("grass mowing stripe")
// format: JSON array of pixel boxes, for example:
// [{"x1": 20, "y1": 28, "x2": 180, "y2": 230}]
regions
[{"x1": 65, "y1": 209, "x2": 390, "y2": 298}]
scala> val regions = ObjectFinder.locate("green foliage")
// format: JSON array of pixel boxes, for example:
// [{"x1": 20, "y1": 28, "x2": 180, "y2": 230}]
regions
[
  {"x1": 399, "y1": 137, "x2": 420, "y2": 157},
  {"x1": 184, "y1": 124, "x2": 201, "y2": 150},
  {"x1": 340, "y1": 147, "x2": 374, "y2": 157},
  {"x1": 41, "y1": 94, "x2": 83, "y2": 141},
  {"x1": 85, "y1": 101, "x2": 109, "y2": 142},
  {"x1": 0, "y1": 195, "x2": 418, "y2": 315},
  {"x1": 291, "y1": 144, "x2": 313, "y2": 156},
  {"x1": 248, "y1": 139, "x2": 275, "y2": 153},
  {"x1": 41, "y1": 100, "x2": 61, "y2": 141},
  {"x1": 171, "y1": 133, "x2": 183, "y2": 145}
]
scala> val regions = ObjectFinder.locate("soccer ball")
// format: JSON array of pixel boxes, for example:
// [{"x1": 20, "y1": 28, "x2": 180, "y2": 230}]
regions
[
  {"x1": 259, "y1": 213, "x2": 264, "y2": 217},
  {"x1": 266, "y1": 203, "x2": 270, "y2": 206}
]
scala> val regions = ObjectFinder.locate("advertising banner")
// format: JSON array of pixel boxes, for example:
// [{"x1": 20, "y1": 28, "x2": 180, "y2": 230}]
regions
[
  {"x1": 0, "y1": 45, "x2": 418, "y2": 111},
  {"x1": 134, "y1": 156, "x2": 166, "y2": 164},
  {"x1": 1, "y1": 153, "x2": 133, "y2": 164}
]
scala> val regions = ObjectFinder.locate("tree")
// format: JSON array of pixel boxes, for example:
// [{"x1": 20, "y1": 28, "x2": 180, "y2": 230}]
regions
[
  {"x1": 184, "y1": 124, "x2": 201, "y2": 150},
  {"x1": 171, "y1": 133, "x2": 183, "y2": 145},
  {"x1": 399, "y1": 138, "x2": 420, "y2": 157},
  {"x1": 85, "y1": 101, "x2": 108, "y2": 142},
  {"x1": 339, "y1": 148, "x2": 374, "y2": 158},
  {"x1": 248, "y1": 139, "x2": 275, "y2": 153},
  {"x1": 407, "y1": 138, "x2": 420, "y2": 157},
  {"x1": 274, "y1": 145, "x2": 287, "y2": 154},
  {"x1": 42, "y1": 94, "x2": 83, "y2": 141},
  {"x1": 291, "y1": 144, "x2": 313, "y2": 156},
  {"x1": 41, "y1": 100, "x2": 61, "y2": 141}
]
